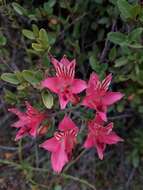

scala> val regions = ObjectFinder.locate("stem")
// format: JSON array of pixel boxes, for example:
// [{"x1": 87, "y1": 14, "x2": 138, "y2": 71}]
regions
[
  {"x1": 64, "y1": 149, "x2": 87, "y2": 172},
  {"x1": 34, "y1": 138, "x2": 39, "y2": 167},
  {"x1": 18, "y1": 139, "x2": 23, "y2": 163},
  {"x1": 61, "y1": 173, "x2": 97, "y2": 190},
  {"x1": 0, "y1": 159, "x2": 97, "y2": 190}
]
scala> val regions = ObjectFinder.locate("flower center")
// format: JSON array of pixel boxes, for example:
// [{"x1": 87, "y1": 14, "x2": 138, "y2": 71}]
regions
[{"x1": 54, "y1": 129, "x2": 77, "y2": 141}]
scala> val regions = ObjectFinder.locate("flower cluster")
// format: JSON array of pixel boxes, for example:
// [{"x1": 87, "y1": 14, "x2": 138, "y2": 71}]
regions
[{"x1": 9, "y1": 55, "x2": 124, "y2": 173}]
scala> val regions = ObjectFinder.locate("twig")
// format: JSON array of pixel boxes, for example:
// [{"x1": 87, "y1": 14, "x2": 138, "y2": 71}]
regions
[
  {"x1": 0, "y1": 159, "x2": 97, "y2": 190},
  {"x1": 61, "y1": 173, "x2": 97, "y2": 190},
  {"x1": 0, "y1": 145, "x2": 18, "y2": 151},
  {"x1": 18, "y1": 139, "x2": 23, "y2": 163},
  {"x1": 57, "y1": 12, "x2": 87, "y2": 41},
  {"x1": 125, "y1": 168, "x2": 136, "y2": 189},
  {"x1": 34, "y1": 138, "x2": 39, "y2": 167},
  {"x1": 0, "y1": 113, "x2": 12, "y2": 127},
  {"x1": 64, "y1": 149, "x2": 87, "y2": 172},
  {"x1": 108, "y1": 113, "x2": 132, "y2": 121},
  {"x1": 100, "y1": 20, "x2": 116, "y2": 63},
  {"x1": 50, "y1": 104, "x2": 81, "y2": 117}
]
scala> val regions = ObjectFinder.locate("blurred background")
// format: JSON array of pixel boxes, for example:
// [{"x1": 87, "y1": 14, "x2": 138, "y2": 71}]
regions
[{"x1": 0, "y1": 0, "x2": 143, "y2": 189}]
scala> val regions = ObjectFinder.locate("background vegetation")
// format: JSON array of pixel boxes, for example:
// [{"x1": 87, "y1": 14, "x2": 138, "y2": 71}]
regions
[{"x1": 0, "y1": 0, "x2": 143, "y2": 189}]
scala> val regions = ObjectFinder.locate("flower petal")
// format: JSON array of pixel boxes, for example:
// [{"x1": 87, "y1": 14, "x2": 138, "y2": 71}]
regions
[
  {"x1": 84, "y1": 133, "x2": 95, "y2": 148},
  {"x1": 86, "y1": 72, "x2": 100, "y2": 95},
  {"x1": 42, "y1": 77, "x2": 60, "y2": 93},
  {"x1": 100, "y1": 132, "x2": 124, "y2": 144},
  {"x1": 15, "y1": 127, "x2": 27, "y2": 141},
  {"x1": 105, "y1": 122, "x2": 113, "y2": 134},
  {"x1": 25, "y1": 101, "x2": 39, "y2": 115},
  {"x1": 102, "y1": 92, "x2": 124, "y2": 106},
  {"x1": 71, "y1": 79, "x2": 87, "y2": 94},
  {"x1": 11, "y1": 119, "x2": 28, "y2": 128},
  {"x1": 51, "y1": 143, "x2": 68, "y2": 173},
  {"x1": 101, "y1": 74, "x2": 112, "y2": 92},
  {"x1": 59, "y1": 116, "x2": 77, "y2": 131},
  {"x1": 95, "y1": 141, "x2": 106, "y2": 160},
  {"x1": 28, "y1": 122, "x2": 38, "y2": 137},
  {"x1": 81, "y1": 96, "x2": 95, "y2": 109},
  {"x1": 95, "y1": 114, "x2": 104, "y2": 125},
  {"x1": 8, "y1": 108, "x2": 25, "y2": 118},
  {"x1": 40, "y1": 137, "x2": 59, "y2": 152},
  {"x1": 60, "y1": 55, "x2": 71, "y2": 66},
  {"x1": 98, "y1": 111, "x2": 107, "y2": 122},
  {"x1": 59, "y1": 95, "x2": 69, "y2": 109}
]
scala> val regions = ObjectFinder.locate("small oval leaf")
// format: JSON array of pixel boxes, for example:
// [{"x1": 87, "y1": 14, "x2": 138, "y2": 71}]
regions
[
  {"x1": 22, "y1": 29, "x2": 35, "y2": 40},
  {"x1": 32, "y1": 43, "x2": 44, "y2": 52},
  {"x1": 1, "y1": 73, "x2": 20, "y2": 85},
  {"x1": 22, "y1": 70, "x2": 40, "y2": 85},
  {"x1": 42, "y1": 91, "x2": 54, "y2": 109},
  {"x1": 0, "y1": 35, "x2": 7, "y2": 46},
  {"x1": 12, "y1": 2, "x2": 27, "y2": 15}
]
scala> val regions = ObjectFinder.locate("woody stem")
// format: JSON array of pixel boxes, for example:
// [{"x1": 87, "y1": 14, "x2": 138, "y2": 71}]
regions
[
  {"x1": 61, "y1": 173, "x2": 97, "y2": 190},
  {"x1": 34, "y1": 138, "x2": 39, "y2": 167},
  {"x1": 63, "y1": 149, "x2": 87, "y2": 172},
  {"x1": 0, "y1": 159, "x2": 97, "y2": 190},
  {"x1": 18, "y1": 139, "x2": 23, "y2": 163}
]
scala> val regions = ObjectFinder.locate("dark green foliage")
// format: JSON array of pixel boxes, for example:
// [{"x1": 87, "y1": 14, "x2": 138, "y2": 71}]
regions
[{"x1": 1, "y1": 0, "x2": 143, "y2": 189}]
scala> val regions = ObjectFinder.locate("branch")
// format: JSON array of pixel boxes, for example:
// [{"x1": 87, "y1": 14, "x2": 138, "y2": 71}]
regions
[{"x1": 0, "y1": 159, "x2": 97, "y2": 190}]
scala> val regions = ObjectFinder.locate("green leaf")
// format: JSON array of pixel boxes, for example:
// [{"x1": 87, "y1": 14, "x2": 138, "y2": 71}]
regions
[
  {"x1": 94, "y1": 0, "x2": 103, "y2": 4},
  {"x1": 39, "y1": 29, "x2": 49, "y2": 47},
  {"x1": 115, "y1": 57, "x2": 128, "y2": 67},
  {"x1": 129, "y1": 27, "x2": 143, "y2": 42},
  {"x1": 54, "y1": 185, "x2": 62, "y2": 190},
  {"x1": 22, "y1": 29, "x2": 35, "y2": 40},
  {"x1": 89, "y1": 55, "x2": 107, "y2": 78},
  {"x1": 12, "y1": 2, "x2": 27, "y2": 16},
  {"x1": 1, "y1": 73, "x2": 20, "y2": 85},
  {"x1": 42, "y1": 55, "x2": 50, "y2": 67},
  {"x1": 22, "y1": 70, "x2": 41, "y2": 85},
  {"x1": 43, "y1": 0, "x2": 56, "y2": 14},
  {"x1": 89, "y1": 55, "x2": 100, "y2": 71},
  {"x1": 128, "y1": 44, "x2": 143, "y2": 49},
  {"x1": 32, "y1": 24, "x2": 39, "y2": 38},
  {"x1": 42, "y1": 91, "x2": 54, "y2": 109},
  {"x1": 48, "y1": 33, "x2": 56, "y2": 45},
  {"x1": 0, "y1": 35, "x2": 7, "y2": 46},
  {"x1": 117, "y1": 0, "x2": 132, "y2": 20},
  {"x1": 15, "y1": 71, "x2": 24, "y2": 83},
  {"x1": 107, "y1": 32, "x2": 127, "y2": 45},
  {"x1": 32, "y1": 43, "x2": 44, "y2": 52},
  {"x1": 130, "y1": 4, "x2": 141, "y2": 19},
  {"x1": 44, "y1": 0, "x2": 56, "y2": 8},
  {"x1": 109, "y1": 47, "x2": 117, "y2": 61},
  {"x1": 132, "y1": 150, "x2": 139, "y2": 168},
  {"x1": 4, "y1": 90, "x2": 17, "y2": 104}
]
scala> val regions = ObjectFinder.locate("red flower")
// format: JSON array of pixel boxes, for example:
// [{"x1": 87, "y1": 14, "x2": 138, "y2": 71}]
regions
[
  {"x1": 40, "y1": 116, "x2": 79, "y2": 173},
  {"x1": 82, "y1": 72, "x2": 124, "y2": 121},
  {"x1": 42, "y1": 55, "x2": 87, "y2": 109},
  {"x1": 8, "y1": 102, "x2": 45, "y2": 141},
  {"x1": 84, "y1": 115, "x2": 123, "y2": 160}
]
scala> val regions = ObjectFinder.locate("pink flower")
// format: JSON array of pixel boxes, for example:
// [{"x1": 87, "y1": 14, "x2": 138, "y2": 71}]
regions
[
  {"x1": 84, "y1": 115, "x2": 123, "y2": 160},
  {"x1": 40, "y1": 116, "x2": 79, "y2": 173},
  {"x1": 8, "y1": 102, "x2": 46, "y2": 141},
  {"x1": 82, "y1": 72, "x2": 124, "y2": 121},
  {"x1": 42, "y1": 55, "x2": 87, "y2": 109}
]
